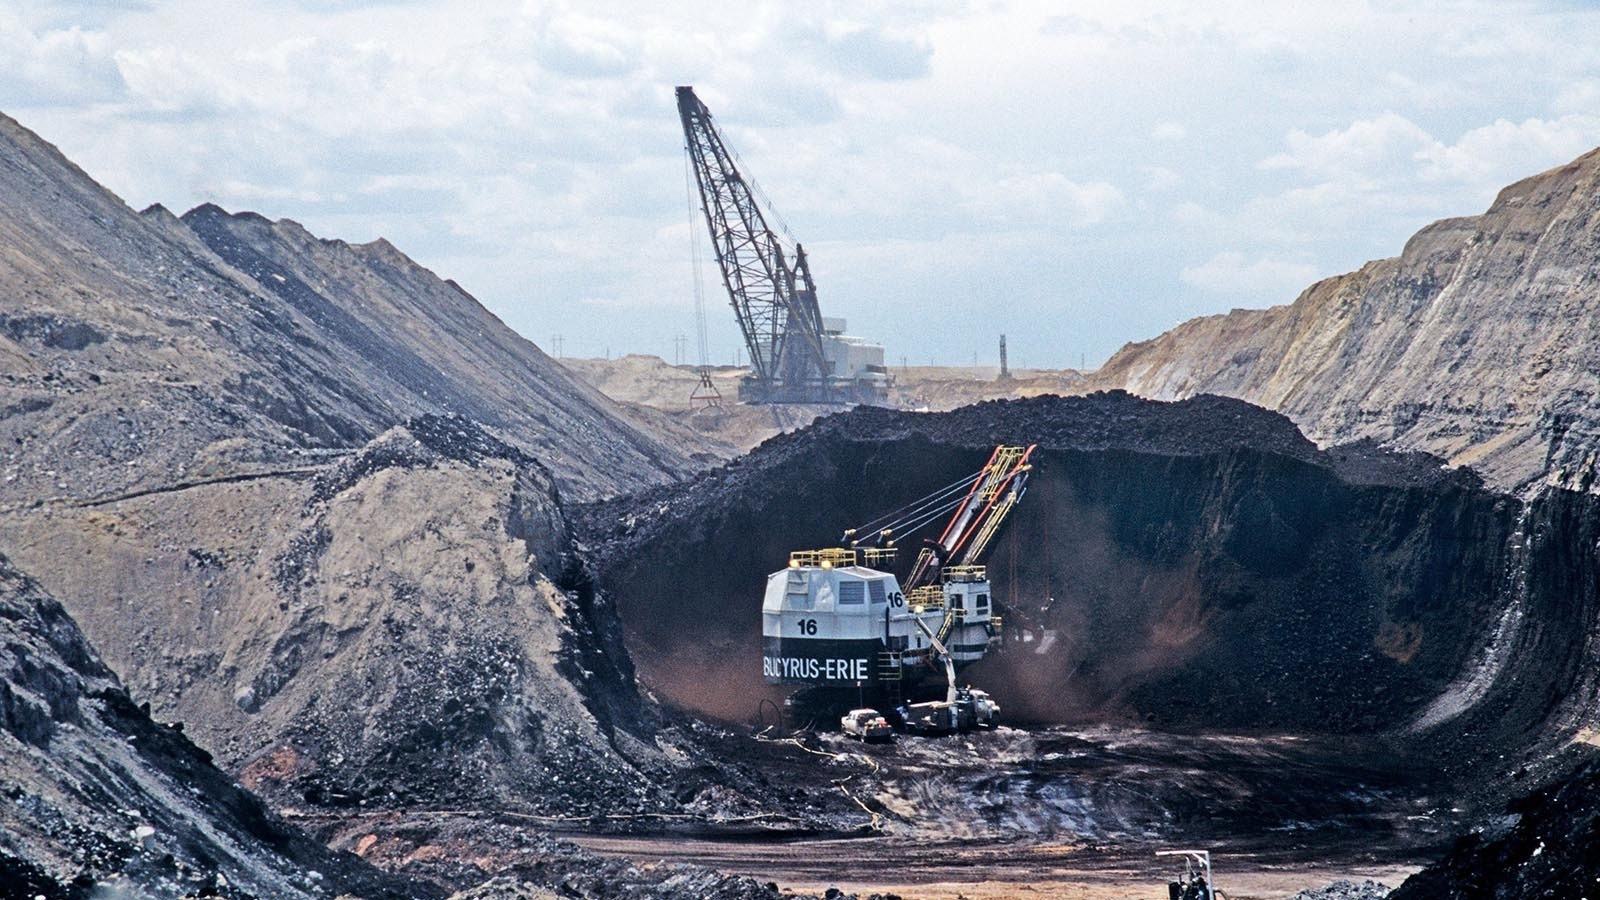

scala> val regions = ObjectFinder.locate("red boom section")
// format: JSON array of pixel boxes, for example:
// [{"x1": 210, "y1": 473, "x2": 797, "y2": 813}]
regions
[{"x1": 903, "y1": 445, "x2": 1035, "y2": 592}]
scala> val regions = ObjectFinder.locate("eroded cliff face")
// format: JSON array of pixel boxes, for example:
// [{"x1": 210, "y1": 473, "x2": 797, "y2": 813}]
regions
[{"x1": 1092, "y1": 147, "x2": 1600, "y2": 495}]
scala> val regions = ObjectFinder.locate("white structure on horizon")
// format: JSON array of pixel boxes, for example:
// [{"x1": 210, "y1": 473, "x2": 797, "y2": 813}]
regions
[{"x1": 820, "y1": 317, "x2": 888, "y2": 391}]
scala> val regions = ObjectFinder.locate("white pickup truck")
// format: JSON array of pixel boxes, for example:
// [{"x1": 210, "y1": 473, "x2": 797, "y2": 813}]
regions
[{"x1": 840, "y1": 708, "x2": 894, "y2": 742}]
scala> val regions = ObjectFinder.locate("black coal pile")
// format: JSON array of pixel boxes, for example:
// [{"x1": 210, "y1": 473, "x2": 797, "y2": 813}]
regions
[
  {"x1": 0, "y1": 553, "x2": 428, "y2": 898},
  {"x1": 1389, "y1": 755, "x2": 1600, "y2": 899},
  {"x1": 578, "y1": 392, "x2": 1509, "y2": 730},
  {"x1": 579, "y1": 393, "x2": 1600, "y2": 826}
]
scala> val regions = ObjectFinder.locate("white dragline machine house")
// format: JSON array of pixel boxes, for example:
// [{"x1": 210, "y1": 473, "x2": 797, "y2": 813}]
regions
[{"x1": 761, "y1": 445, "x2": 1035, "y2": 707}]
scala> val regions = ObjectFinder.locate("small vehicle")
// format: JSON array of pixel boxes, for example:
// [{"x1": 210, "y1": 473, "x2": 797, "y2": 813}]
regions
[
  {"x1": 1157, "y1": 849, "x2": 1227, "y2": 900},
  {"x1": 900, "y1": 700, "x2": 962, "y2": 736},
  {"x1": 840, "y1": 708, "x2": 894, "y2": 742},
  {"x1": 957, "y1": 686, "x2": 1000, "y2": 729}
]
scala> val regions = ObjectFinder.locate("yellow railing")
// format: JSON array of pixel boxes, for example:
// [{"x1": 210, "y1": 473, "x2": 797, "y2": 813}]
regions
[
  {"x1": 789, "y1": 548, "x2": 857, "y2": 569},
  {"x1": 861, "y1": 547, "x2": 898, "y2": 567},
  {"x1": 906, "y1": 585, "x2": 944, "y2": 611},
  {"x1": 978, "y1": 446, "x2": 1028, "y2": 501},
  {"x1": 942, "y1": 565, "x2": 987, "y2": 583}
]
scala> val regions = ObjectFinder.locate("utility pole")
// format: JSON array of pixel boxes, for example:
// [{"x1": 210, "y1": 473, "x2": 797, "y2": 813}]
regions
[
  {"x1": 674, "y1": 334, "x2": 687, "y2": 366},
  {"x1": 552, "y1": 334, "x2": 564, "y2": 358}
]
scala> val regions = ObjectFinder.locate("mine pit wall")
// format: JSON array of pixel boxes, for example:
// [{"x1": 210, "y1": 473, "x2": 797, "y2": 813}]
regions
[
  {"x1": 979, "y1": 446, "x2": 1516, "y2": 732},
  {"x1": 592, "y1": 428, "x2": 1600, "y2": 771},
  {"x1": 1419, "y1": 486, "x2": 1600, "y2": 773}
]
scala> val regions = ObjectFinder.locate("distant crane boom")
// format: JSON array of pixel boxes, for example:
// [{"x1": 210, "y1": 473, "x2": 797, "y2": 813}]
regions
[{"x1": 677, "y1": 86, "x2": 830, "y2": 401}]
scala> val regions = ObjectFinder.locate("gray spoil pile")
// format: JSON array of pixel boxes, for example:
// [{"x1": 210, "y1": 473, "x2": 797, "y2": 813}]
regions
[
  {"x1": 4, "y1": 413, "x2": 673, "y2": 817},
  {"x1": 0, "y1": 553, "x2": 429, "y2": 898},
  {"x1": 1289, "y1": 880, "x2": 1392, "y2": 900},
  {"x1": 0, "y1": 110, "x2": 694, "y2": 516}
]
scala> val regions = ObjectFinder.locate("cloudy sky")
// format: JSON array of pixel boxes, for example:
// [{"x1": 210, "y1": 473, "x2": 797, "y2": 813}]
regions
[{"x1": 5, "y1": 1, "x2": 1600, "y2": 369}]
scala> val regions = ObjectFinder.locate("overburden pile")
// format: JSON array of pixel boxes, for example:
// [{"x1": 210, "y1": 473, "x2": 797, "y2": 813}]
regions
[
  {"x1": 0, "y1": 554, "x2": 425, "y2": 898},
  {"x1": 1092, "y1": 146, "x2": 1600, "y2": 494},
  {"x1": 0, "y1": 106, "x2": 893, "y2": 894}
]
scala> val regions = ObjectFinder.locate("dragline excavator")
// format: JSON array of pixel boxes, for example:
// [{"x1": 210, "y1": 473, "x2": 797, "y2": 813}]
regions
[
  {"x1": 677, "y1": 85, "x2": 890, "y2": 406},
  {"x1": 761, "y1": 445, "x2": 1035, "y2": 734}
]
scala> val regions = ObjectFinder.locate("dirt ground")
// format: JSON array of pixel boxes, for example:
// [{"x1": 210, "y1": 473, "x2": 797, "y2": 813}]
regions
[
  {"x1": 565, "y1": 834, "x2": 1419, "y2": 899},
  {"x1": 557, "y1": 355, "x2": 1087, "y2": 457}
]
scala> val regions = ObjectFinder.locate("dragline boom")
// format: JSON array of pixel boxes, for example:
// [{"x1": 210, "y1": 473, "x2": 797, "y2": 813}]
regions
[
  {"x1": 677, "y1": 85, "x2": 889, "y2": 405},
  {"x1": 677, "y1": 85, "x2": 828, "y2": 397}
]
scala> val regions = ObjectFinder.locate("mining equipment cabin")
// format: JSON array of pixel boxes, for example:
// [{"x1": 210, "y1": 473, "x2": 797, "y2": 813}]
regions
[{"x1": 761, "y1": 445, "x2": 1034, "y2": 733}]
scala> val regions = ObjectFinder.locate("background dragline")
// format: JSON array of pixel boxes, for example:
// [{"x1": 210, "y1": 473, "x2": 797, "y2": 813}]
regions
[{"x1": 677, "y1": 85, "x2": 890, "y2": 406}]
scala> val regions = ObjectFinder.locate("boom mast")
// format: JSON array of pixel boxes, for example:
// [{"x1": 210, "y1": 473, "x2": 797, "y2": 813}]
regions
[
  {"x1": 903, "y1": 445, "x2": 1035, "y2": 591},
  {"x1": 676, "y1": 85, "x2": 832, "y2": 402}
]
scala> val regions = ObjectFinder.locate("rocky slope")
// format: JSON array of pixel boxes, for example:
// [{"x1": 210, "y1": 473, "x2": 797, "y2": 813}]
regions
[
  {"x1": 1, "y1": 414, "x2": 682, "y2": 817},
  {"x1": 0, "y1": 553, "x2": 427, "y2": 898},
  {"x1": 1092, "y1": 147, "x2": 1600, "y2": 495},
  {"x1": 0, "y1": 111, "x2": 693, "y2": 506},
  {"x1": 0, "y1": 110, "x2": 723, "y2": 815}
]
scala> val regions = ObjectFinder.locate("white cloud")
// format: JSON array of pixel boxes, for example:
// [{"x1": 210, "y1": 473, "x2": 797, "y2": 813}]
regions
[
  {"x1": 964, "y1": 171, "x2": 1124, "y2": 226},
  {"x1": 1180, "y1": 251, "x2": 1318, "y2": 297},
  {"x1": 1418, "y1": 115, "x2": 1600, "y2": 185},
  {"x1": 112, "y1": 45, "x2": 236, "y2": 115},
  {"x1": 1145, "y1": 166, "x2": 1181, "y2": 192},
  {"x1": 535, "y1": 12, "x2": 638, "y2": 78},
  {"x1": 807, "y1": 22, "x2": 932, "y2": 81},
  {"x1": 0, "y1": 14, "x2": 124, "y2": 105},
  {"x1": 1259, "y1": 112, "x2": 1435, "y2": 182},
  {"x1": 1555, "y1": 80, "x2": 1600, "y2": 115},
  {"x1": 1170, "y1": 201, "x2": 1222, "y2": 227},
  {"x1": 4, "y1": 0, "x2": 1600, "y2": 367}
]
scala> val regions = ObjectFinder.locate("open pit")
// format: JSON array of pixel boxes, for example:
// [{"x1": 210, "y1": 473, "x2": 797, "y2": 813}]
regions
[{"x1": 576, "y1": 392, "x2": 1600, "y2": 894}]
